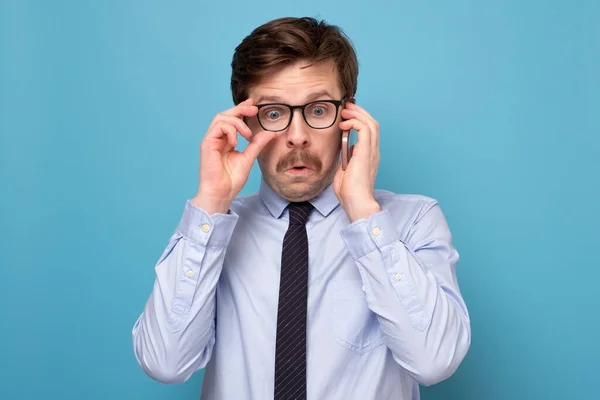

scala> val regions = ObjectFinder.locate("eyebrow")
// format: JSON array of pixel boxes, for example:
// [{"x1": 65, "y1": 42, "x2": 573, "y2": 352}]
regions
[{"x1": 255, "y1": 90, "x2": 336, "y2": 104}]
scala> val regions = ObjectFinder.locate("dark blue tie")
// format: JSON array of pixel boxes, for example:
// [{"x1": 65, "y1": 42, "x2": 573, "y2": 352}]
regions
[{"x1": 274, "y1": 201, "x2": 313, "y2": 400}]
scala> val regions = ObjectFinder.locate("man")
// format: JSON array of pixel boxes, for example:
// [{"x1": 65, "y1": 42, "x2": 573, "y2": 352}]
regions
[{"x1": 132, "y1": 16, "x2": 471, "y2": 400}]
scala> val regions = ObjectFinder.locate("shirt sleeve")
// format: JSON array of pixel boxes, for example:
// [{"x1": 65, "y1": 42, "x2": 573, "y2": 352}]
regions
[
  {"x1": 132, "y1": 200, "x2": 238, "y2": 384},
  {"x1": 339, "y1": 203, "x2": 471, "y2": 386}
]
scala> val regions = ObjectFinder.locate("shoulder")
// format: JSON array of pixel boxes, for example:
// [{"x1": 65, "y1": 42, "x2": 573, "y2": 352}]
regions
[
  {"x1": 371, "y1": 189, "x2": 453, "y2": 243},
  {"x1": 373, "y1": 189, "x2": 440, "y2": 223},
  {"x1": 229, "y1": 192, "x2": 265, "y2": 218}
]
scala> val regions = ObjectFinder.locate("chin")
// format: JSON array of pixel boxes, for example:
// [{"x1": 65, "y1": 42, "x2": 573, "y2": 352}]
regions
[
  {"x1": 281, "y1": 183, "x2": 316, "y2": 202},
  {"x1": 261, "y1": 160, "x2": 337, "y2": 202},
  {"x1": 277, "y1": 173, "x2": 335, "y2": 202}
]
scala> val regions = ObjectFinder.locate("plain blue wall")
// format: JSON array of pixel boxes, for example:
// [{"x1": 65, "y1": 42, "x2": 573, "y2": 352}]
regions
[{"x1": 1, "y1": 1, "x2": 598, "y2": 399}]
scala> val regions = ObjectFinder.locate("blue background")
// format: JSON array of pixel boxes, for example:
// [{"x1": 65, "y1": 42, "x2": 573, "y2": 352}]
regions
[{"x1": 1, "y1": 1, "x2": 598, "y2": 399}]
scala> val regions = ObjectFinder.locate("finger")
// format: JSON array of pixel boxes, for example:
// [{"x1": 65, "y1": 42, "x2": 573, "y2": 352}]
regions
[
  {"x1": 213, "y1": 115, "x2": 253, "y2": 140},
  {"x1": 368, "y1": 118, "x2": 378, "y2": 152},
  {"x1": 221, "y1": 105, "x2": 258, "y2": 119},
  {"x1": 339, "y1": 118, "x2": 370, "y2": 154},
  {"x1": 333, "y1": 161, "x2": 344, "y2": 195},
  {"x1": 209, "y1": 108, "x2": 256, "y2": 133},
  {"x1": 210, "y1": 121, "x2": 238, "y2": 149},
  {"x1": 221, "y1": 98, "x2": 258, "y2": 118},
  {"x1": 339, "y1": 117, "x2": 365, "y2": 132},
  {"x1": 242, "y1": 130, "x2": 277, "y2": 161},
  {"x1": 344, "y1": 102, "x2": 379, "y2": 142},
  {"x1": 341, "y1": 108, "x2": 379, "y2": 150},
  {"x1": 208, "y1": 117, "x2": 252, "y2": 142},
  {"x1": 345, "y1": 101, "x2": 376, "y2": 122}
]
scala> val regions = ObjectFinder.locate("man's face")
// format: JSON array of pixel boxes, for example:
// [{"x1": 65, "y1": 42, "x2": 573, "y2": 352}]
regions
[{"x1": 247, "y1": 60, "x2": 344, "y2": 202}]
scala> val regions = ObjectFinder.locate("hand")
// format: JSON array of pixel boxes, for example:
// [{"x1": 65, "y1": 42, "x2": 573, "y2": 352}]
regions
[
  {"x1": 334, "y1": 101, "x2": 382, "y2": 222},
  {"x1": 191, "y1": 98, "x2": 276, "y2": 214}
]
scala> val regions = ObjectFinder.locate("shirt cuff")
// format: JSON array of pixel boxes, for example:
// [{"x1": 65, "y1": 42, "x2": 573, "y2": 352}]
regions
[
  {"x1": 176, "y1": 200, "x2": 239, "y2": 247},
  {"x1": 339, "y1": 209, "x2": 401, "y2": 260}
]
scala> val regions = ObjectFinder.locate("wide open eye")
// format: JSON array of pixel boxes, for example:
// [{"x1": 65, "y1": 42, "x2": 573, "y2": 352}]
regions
[
  {"x1": 306, "y1": 103, "x2": 332, "y2": 118},
  {"x1": 260, "y1": 106, "x2": 288, "y2": 121}
]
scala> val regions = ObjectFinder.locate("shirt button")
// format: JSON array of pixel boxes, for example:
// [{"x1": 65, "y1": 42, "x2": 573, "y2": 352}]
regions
[
  {"x1": 201, "y1": 224, "x2": 211, "y2": 233},
  {"x1": 395, "y1": 273, "x2": 403, "y2": 281},
  {"x1": 186, "y1": 270, "x2": 194, "y2": 277},
  {"x1": 372, "y1": 226, "x2": 381, "y2": 236},
  {"x1": 362, "y1": 285, "x2": 366, "y2": 292}
]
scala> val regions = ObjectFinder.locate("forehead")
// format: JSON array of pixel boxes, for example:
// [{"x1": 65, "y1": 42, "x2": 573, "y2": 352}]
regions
[{"x1": 250, "y1": 60, "x2": 342, "y2": 104}]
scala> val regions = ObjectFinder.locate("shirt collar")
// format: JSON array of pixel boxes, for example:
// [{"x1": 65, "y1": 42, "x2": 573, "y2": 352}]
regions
[{"x1": 259, "y1": 176, "x2": 340, "y2": 219}]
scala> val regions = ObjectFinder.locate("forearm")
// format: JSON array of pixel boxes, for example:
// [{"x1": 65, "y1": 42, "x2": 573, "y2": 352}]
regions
[
  {"x1": 352, "y1": 241, "x2": 470, "y2": 384},
  {"x1": 132, "y1": 201, "x2": 238, "y2": 383},
  {"x1": 340, "y1": 207, "x2": 471, "y2": 385}
]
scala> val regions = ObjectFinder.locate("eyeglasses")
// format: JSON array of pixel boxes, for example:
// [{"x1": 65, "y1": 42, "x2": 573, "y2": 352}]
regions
[{"x1": 255, "y1": 99, "x2": 344, "y2": 132}]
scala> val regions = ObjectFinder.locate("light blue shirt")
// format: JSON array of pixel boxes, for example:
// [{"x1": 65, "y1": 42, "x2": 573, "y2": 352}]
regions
[{"x1": 132, "y1": 178, "x2": 471, "y2": 399}]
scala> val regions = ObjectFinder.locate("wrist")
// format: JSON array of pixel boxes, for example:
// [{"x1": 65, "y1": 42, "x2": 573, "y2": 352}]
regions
[
  {"x1": 191, "y1": 194, "x2": 231, "y2": 215},
  {"x1": 345, "y1": 199, "x2": 381, "y2": 222}
]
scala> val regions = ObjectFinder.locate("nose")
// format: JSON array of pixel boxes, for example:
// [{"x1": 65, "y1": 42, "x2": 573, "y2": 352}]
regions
[{"x1": 286, "y1": 109, "x2": 310, "y2": 149}]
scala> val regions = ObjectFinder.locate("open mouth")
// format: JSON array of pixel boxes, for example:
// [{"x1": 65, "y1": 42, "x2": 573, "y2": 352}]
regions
[{"x1": 287, "y1": 165, "x2": 311, "y2": 174}]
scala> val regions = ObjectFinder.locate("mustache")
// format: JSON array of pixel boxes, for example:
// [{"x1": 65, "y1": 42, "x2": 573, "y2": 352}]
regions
[{"x1": 276, "y1": 150, "x2": 323, "y2": 172}]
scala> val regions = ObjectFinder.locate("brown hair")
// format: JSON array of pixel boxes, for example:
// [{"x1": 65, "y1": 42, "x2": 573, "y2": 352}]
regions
[{"x1": 230, "y1": 17, "x2": 359, "y2": 105}]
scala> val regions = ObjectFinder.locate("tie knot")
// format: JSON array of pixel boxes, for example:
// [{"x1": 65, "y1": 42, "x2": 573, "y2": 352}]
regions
[{"x1": 287, "y1": 201, "x2": 313, "y2": 225}]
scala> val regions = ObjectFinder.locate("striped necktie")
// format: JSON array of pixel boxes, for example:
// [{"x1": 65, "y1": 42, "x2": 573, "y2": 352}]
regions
[{"x1": 274, "y1": 201, "x2": 313, "y2": 399}]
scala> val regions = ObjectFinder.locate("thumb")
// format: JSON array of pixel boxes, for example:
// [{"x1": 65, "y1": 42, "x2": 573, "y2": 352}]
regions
[
  {"x1": 242, "y1": 131, "x2": 277, "y2": 161},
  {"x1": 333, "y1": 162, "x2": 344, "y2": 197}
]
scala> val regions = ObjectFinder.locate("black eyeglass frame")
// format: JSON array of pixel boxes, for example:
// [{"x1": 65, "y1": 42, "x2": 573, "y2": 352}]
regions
[{"x1": 255, "y1": 99, "x2": 347, "y2": 132}]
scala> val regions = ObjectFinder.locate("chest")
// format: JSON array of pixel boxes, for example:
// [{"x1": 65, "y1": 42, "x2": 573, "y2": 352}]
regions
[
  {"x1": 220, "y1": 209, "x2": 361, "y2": 302},
  {"x1": 215, "y1": 208, "x2": 385, "y2": 358}
]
